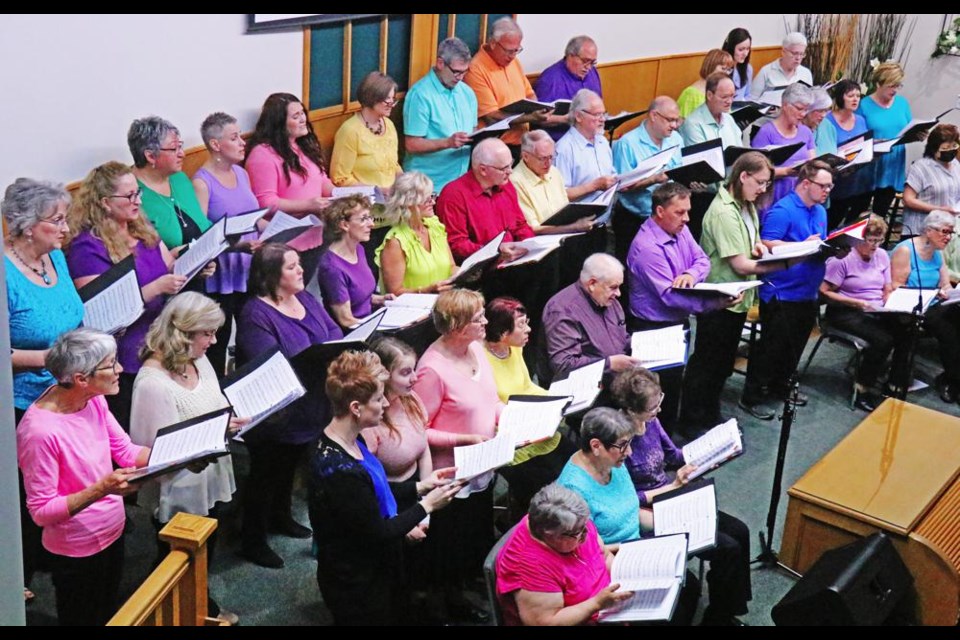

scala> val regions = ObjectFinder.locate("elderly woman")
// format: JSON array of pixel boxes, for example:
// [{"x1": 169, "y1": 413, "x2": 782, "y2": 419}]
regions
[
  {"x1": 891, "y1": 210, "x2": 960, "y2": 402},
  {"x1": 750, "y1": 32, "x2": 812, "y2": 100},
  {"x1": 128, "y1": 116, "x2": 211, "y2": 251},
  {"x1": 826, "y1": 79, "x2": 872, "y2": 229},
  {"x1": 821, "y1": 216, "x2": 907, "y2": 410},
  {"x1": 722, "y1": 28, "x2": 753, "y2": 102},
  {"x1": 677, "y1": 49, "x2": 734, "y2": 119},
  {"x1": 129, "y1": 292, "x2": 244, "y2": 625},
  {"x1": 66, "y1": 161, "x2": 187, "y2": 428},
  {"x1": 375, "y1": 171, "x2": 457, "y2": 295},
  {"x1": 804, "y1": 88, "x2": 837, "y2": 156},
  {"x1": 17, "y1": 329, "x2": 150, "y2": 626},
  {"x1": 4, "y1": 178, "x2": 84, "y2": 600},
  {"x1": 902, "y1": 124, "x2": 960, "y2": 233},
  {"x1": 192, "y1": 111, "x2": 263, "y2": 376},
  {"x1": 858, "y1": 62, "x2": 915, "y2": 218},
  {"x1": 495, "y1": 483, "x2": 632, "y2": 626},
  {"x1": 613, "y1": 368, "x2": 752, "y2": 627},
  {"x1": 412, "y1": 288, "x2": 503, "y2": 622},
  {"x1": 235, "y1": 242, "x2": 343, "y2": 568},
  {"x1": 752, "y1": 82, "x2": 816, "y2": 210},
  {"x1": 245, "y1": 92, "x2": 334, "y2": 217},
  {"x1": 317, "y1": 194, "x2": 389, "y2": 328},
  {"x1": 310, "y1": 350, "x2": 460, "y2": 625},
  {"x1": 330, "y1": 71, "x2": 404, "y2": 190}
]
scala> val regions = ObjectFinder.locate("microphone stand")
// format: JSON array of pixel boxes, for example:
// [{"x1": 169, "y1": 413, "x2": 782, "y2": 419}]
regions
[{"x1": 894, "y1": 224, "x2": 924, "y2": 401}]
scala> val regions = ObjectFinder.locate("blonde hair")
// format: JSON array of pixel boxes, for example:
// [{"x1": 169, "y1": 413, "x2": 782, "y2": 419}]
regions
[
  {"x1": 384, "y1": 171, "x2": 434, "y2": 225},
  {"x1": 68, "y1": 161, "x2": 159, "y2": 262},
  {"x1": 872, "y1": 62, "x2": 904, "y2": 88},
  {"x1": 139, "y1": 292, "x2": 225, "y2": 372},
  {"x1": 325, "y1": 350, "x2": 389, "y2": 417},
  {"x1": 371, "y1": 337, "x2": 426, "y2": 437},
  {"x1": 432, "y1": 288, "x2": 484, "y2": 335}
]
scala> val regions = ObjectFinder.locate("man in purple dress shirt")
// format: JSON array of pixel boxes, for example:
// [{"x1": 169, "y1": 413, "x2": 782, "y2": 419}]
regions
[{"x1": 534, "y1": 35, "x2": 603, "y2": 142}]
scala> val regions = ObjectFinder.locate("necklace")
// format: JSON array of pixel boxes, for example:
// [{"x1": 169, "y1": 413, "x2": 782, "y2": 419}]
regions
[
  {"x1": 11, "y1": 246, "x2": 50, "y2": 285},
  {"x1": 359, "y1": 112, "x2": 384, "y2": 136},
  {"x1": 486, "y1": 343, "x2": 510, "y2": 360},
  {"x1": 175, "y1": 362, "x2": 193, "y2": 380}
]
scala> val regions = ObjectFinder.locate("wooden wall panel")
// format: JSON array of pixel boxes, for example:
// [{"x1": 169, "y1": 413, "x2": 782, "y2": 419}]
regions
[
  {"x1": 597, "y1": 59, "x2": 660, "y2": 136},
  {"x1": 656, "y1": 55, "x2": 707, "y2": 103}
]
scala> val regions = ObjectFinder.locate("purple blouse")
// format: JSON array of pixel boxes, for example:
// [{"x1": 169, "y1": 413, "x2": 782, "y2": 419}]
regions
[
  {"x1": 66, "y1": 230, "x2": 168, "y2": 374},
  {"x1": 316, "y1": 245, "x2": 376, "y2": 321},
  {"x1": 235, "y1": 291, "x2": 342, "y2": 444},
  {"x1": 824, "y1": 248, "x2": 890, "y2": 307},
  {"x1": 194, "y1": 165, "x2": 259, "y2": 295},
  {"x1": 752, "y1": 121, "x2": 816, "y2": 212},
  {"x1": 624, "y1": 417, "x2": 685, "y2": 506}
]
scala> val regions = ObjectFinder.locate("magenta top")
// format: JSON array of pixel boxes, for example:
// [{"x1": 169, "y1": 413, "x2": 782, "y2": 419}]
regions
[
  {"x1": 360, "y1": 392, "x2": 431, "y2": 482},
  {"x1": 194, "y1": 165, "x2": 259, "y2": 295},
  {"x1": 824, "y1": 248, "x2": 891, "y2": 307},
  {"x1": 412, "y1": 340, "x2": 503, "y2": 469},
  {"x1": 245, "y1": 143, "x2": 334, "y2": 211},
  {"x1": 496, "y1": 516, "x2": 609, "y2": 626},
  {"x1": 17, "y1": 394, "x2": 144, "y2": 557},
  {"x1": 316, "y1": 244, "x2": 376, "y2": 321}
]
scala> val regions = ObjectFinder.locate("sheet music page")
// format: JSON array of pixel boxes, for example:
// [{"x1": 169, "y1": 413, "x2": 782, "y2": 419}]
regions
[
  {"x1": 327, "y1": 308, "x2": 386, "y2": 344},
  {"x1": 82, "y1": 268, "x2": 144, "y2": 334},
  {"x1": 260, "y1": 212, "x2": 319, "y2": 240},
  {"x1": 149, "y1": 412, "x2": 229, "y2": 468},
  {"x1": 224, "y1": 208, "x2": 269, "y2": 236},
  {"x1": 549, "y1": 359, "x2": 604, "y2": 412},
  {"x1": 173, "y1": 220, "x2": 227, "y2": 279},
  {"x1": 680, "y1": 281, "x2": 762, "y2": 297},
  {"x1": 385, "y1": 293, "x2": 438, "y2": 309},
  {"x1": 378, "y1": 305, "x2": 431, "y2": 330},
  {"x1": 653, "y1": 484, "x2": 717, "y2": 553},
  {"x1": 617, "y1": 146, "x2": 680, "y2": 190},
  {"x1": 682, "y1": 143, "x2": 726, "y2": 178},
  {"x1": 502, "y1": 234, "x2": 581, "y2": 268},
  {"x1": 497, "y1": 397, "x2": 569, "y2": 445},
  {"x1": 584, "y1": 184, "x2": 618, "y2": 207},
  {"x1": 599, "y1": 579, "x2": 679, "y2": 622},
  {"x1": 454, "y1": 231, "x2": 505, "y2": 278},
  {"x1": 631, "y1": 325, "x2": 686, "y2": 368},
  {"x1": 453, "y1": 433, "x2": 517, "y2": 480},
  {"x1": 874, "y1": 288, "x2": 938, "y2": 313},
  {"x1": 469, "y1": 114, "x2": 521, "y2": 137},
  {"x1": 758, "y1": 88, "x2": 784, "y2": 106},
  {"x1": 682, "y1": 418, "x2": 741, "y2": 479},
  {"x1": 223, "y1": 351, "x2": 305, "y2": 435},
  {"x1": 612, "y1": 535, "x2": 686, "y2": 580},
  {"x1": 874, "y1": 138, "x2": 899, "y2": 154}
]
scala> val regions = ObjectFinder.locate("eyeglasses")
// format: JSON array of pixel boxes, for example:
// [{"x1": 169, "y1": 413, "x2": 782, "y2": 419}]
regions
[
  {"x1": 863, "y1": 236, "x2": 885, "y2": 246},
  {"x1": 644, "y1": 392, "x2": 666, "y2": 416},
  {"x1": 39, "y1": 215, "x2": 69, "y2": 229},
  {"x1": 652, "y1": 111, "x2": 682, "y2": 126},
  {"x1": 447, "y1": 65, "x2": 470, "y2": 78},
  {"x1": 92, "y1": 360, "x2": 120, "y2": 375},
  {"x1": 604, "y1": 439, "x2": 632, "y2": 454},
  {"x1": 784, "y1": 48, "x2": 806, "y2": 59},
  {"x1": 482, "y1": 163, "x2": 513, "y2": 174},
  {"x1": 494, "y1": 41, "x2": 524, "y2": 56},
  {"x1": 527, "y1": 153, "x2": 554, "y2": 164},
  {"x1": 352, "y1": 214, "x2": 375, "y2": 224},
  {"x1": 746, "y1": 173, "x2": 772, "y2": 190},
  {"x1": 422, "y1": 193, "x2": 438, "y2": 206},
  {"x1": 580, "y1": 109, "x2": 608, "y2": 121},
  {"x1": 469, "y1": 313, "x2": 486, "y2": 325},
  {"x1": 559, "y1": 525, "x2": 589, "y2": 542},
  {"x1": 107, "y1": 188, "x2": 143, "y2": 203},
  {"x1": 809, "y1": 181, "x2": 834, "y2": 192},
  {"x1": 574, "y1": 54, "x2": 598, "y2": 67},
  {"x1": 158, "y1": 142, "x2": 185, "y2": 153},
  {"x1": 932, "y1": 227, "x2": 955, "y2": 236},
  {"x1": 380, "y1": 97, "x2": 397, "y2": 107}
]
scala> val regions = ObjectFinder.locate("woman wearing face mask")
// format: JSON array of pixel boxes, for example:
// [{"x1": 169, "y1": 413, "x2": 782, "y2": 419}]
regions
[{"x1": 902, "y1": 123, "x2": 960, "y2": 234}]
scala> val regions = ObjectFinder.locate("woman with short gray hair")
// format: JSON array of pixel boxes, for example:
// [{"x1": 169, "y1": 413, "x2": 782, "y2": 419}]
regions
[
  {"x1": 751, "y1": 82, "x2": 817, "y2": 209},
  {"x1": 803, "y1": 87, "x2": 838, "y2": 156},
  {"x1": 17, "y1": 328, "x2": 150, "y2": 626}
]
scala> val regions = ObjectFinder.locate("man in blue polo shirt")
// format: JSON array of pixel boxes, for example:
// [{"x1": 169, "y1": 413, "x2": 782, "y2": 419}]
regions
[
  {"x1": 534, "y1": 35, "x2": 603, "y2": 141},
  {"x1": 403, "y1": 37, "x2": 478, "y2": 191},
  {"x1": 739, "y1": 160, "x2": 837, "y2": 420}
]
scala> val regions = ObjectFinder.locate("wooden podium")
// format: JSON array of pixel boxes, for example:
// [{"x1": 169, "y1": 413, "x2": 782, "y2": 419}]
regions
[{"x1": 780, "y1": 398, "x2": 960, "y2": 625}]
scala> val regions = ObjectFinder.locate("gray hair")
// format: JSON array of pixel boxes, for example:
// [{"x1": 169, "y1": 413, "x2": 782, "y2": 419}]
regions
[
  {"x1": 570, "y1": 88, "x2": 602, "y2": 126},
  {"x1": 127, "y1": 116, "x2": 180, "y2": 169},
  {"x1": 490, "y1": 16, "x2": 522, "y2": 41},
  {"x1": 782, "y1": 82, "x2": 814, "y2": 108},
  {"x1": 579, "y1": 407, "x2": 636, "y2": 452},
  {"x1": 46, "y1": 328, "x2": 117, "y2": 385},
  {"x1": 438, "y1": 37, "x2": 471, "y2": 66},
  {"x1": 809, "y1": 88, "x2": 832, "y2": 111},
  {"x1": 471, "y1": 137, "x2": 509, "y2": 168},
  {"x1": 923, "y1": 210, "x2": 956, "y2": 233},
  {"x1": 783, "y1": 32, "x2": 808, "y2": 48},
  {"x1": 580, "y1": 253, "x2": 623, "y2": 284},
  {"x1": 384, "y1": 171, "x2": 434, "y2": 224},
  {"x1": 564, "y1": 35, "x2": 596, "y2": 58},
  {"x1": 1, "y1": 178, "x2": 70, "y2": 238},
  {"x1": 520, "y1": 129, "x2": 553, "y2": 154},
  {"x1": 200, "y1": 112, "x2": 237, "y2": 148},
  {"x1": 528, "y1": 483, "x2": 591, "y2": 539}
]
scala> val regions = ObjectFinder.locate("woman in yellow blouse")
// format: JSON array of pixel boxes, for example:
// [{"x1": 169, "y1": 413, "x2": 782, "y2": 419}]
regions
[{"x1": 330, "y1": 71, "x2": 403, "y2": 191}]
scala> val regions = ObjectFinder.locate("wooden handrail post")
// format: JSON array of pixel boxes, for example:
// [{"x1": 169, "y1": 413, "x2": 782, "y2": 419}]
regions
[{"x1": 159, "y1": 513, "x2": 218, "y2": 626}]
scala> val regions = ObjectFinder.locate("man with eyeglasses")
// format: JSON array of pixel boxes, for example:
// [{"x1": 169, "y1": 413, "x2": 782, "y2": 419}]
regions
[
  {"x1": 534, "y1": 35, "x2": 603, "y2": 142},
  {"x1": 749, "y1": 32, "x2": 813, "y2": 101},
  {"x1": 740, "y1": 161, "x2": 837, "y2": 420},
  {"x1": 511, "y1": 130, "x2": 590, "y2": 235},
  {"x1": 555, "y1": 89, "x2": 618, "y2": 205},
  {"x1": 403, "y1": 37, "x2": 479, "y2": 191},
  {"x1": 612, "y1": 96, "x2": 685, "y2": 264}
]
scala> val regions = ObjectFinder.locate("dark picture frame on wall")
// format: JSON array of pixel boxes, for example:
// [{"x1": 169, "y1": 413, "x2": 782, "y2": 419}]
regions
[{"x1": 247, "y1": 14, "x2": 382, "y2": 33}]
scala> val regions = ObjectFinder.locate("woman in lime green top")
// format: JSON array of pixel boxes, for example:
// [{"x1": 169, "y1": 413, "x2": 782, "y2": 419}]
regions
[
  {"x1": 375, "y1": 171, "x2": 457, "y2": 294},
  {"x1": 483, "y1": 296, "x2": 575, "y2": 524},
  {"x1": 128, "y1": 116, "x2": 211, "y2": 251},
  {"x1": 677, "y1": 49, "x2": 735, "y2": 119}
]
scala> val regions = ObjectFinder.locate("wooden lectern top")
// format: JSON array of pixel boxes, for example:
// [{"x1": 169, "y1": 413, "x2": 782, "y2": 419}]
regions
[{"x1": 788, "y1": 398, "x2": 960, "y2": 535}]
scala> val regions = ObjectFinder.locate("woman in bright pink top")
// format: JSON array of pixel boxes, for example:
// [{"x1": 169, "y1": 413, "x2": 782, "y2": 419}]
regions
[
  {"x1": 496, "y1": 483, "x2": 630, "y2": 626},
  {"x1": 17, "y1": 329, "x2": 150, "y2": 626},
  {"x1": 245, "y1": 92, "x2": 334, "y2": 217}
]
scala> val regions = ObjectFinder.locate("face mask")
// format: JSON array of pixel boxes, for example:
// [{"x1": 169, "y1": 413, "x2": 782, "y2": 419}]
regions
[{"x1": 937, "y1": 149, "x2": 958, "y2": 163}]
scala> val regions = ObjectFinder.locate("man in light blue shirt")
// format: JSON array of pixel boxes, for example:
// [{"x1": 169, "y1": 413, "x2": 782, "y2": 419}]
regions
[
  {"x1": 554, "y1": 89, "x2": 618, "y2": 203},
  {"x1": 403, "y1": 37, "x2": 478, "y2": 191}
]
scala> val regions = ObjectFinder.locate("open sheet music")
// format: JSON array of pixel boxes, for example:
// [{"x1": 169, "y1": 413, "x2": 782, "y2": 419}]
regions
[
  {"x1": 869, "y1": 288, "x2": 938, "y2": 314},
  {"x1": 604, "y1": 109, "x2": 648, "y2": 132},
  {"x1": 224, "y1": 207, "x2": 269, "y2": 236},
  {"x1": 497, "y1": 232, "x2": 583, "y2": 268},
  {"x1": 331, "y1": 185, "x2": 386, "y2": 205},
  {"x1": 453, "y1": 432, "x2": 517, "y2": 480},
  {"x1": 652, "y1": 480, "x2": 718, "y2": 554},
  {"x1": 497, "y1": 395, "x2": 570, "y2": 446},
  {"x1": 260, "y1": 212, "x2": 323, "y2": 245},
  {"x1": 548, "y1": 359, "x2": 604, "y2": 415},
  {"x1": 682, "y1": 418, "x2": 743, "y2": 480},
  {"x1": 221, "y1": 347, "x2": 305, "y2": 437},
  {"x1": 598, "y1": 534, "x2": 688, "y2": 623},
  {"x1": 756, "y1": 239, "x2": 825, "y2": 263},
  {"x1": 731, "y1": 101, "x2": 773, "y2": 129},
  {"x1": 468, "y1": 114, "x2": 523, "y2": 142},
  {"x1": 379, "y1": 293, "x2": 438, "y2": 330},
  {"x1": 500, "y1": 98, "x2": 555, "y2": 115},
  {"x1": 724, "y1": 141, "x2": 804, "y2": 167},
  {"x1": 128, "y1": 407, "x2": 232, "y2": 483},
  {"x1": 617, "y1": 145, "x2": 679, "y2": 191},
  {"x1": 666, "y1": 138, "x2": 726, "y2": 186},
  {"x1": 631, "y1": 325, "x2": 688, "y2": 370},
  {"x1": 77, "y1": 254, "x2": 144, "y2": 335},
  {"x1": 291, "y1": 308, "x2": 386, "y2": 378},
  {"x1": 672, "y1": 280, "x2": 762, "y2": 297},
  {"x1": 451, "y1": 231, "x2": 505, "y2": 282},
  {"x1": 173, "y1": 218, "x2": 228, "y2": 281}
]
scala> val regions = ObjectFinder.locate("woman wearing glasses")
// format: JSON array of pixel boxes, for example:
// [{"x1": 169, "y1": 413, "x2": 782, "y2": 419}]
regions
[
  {"x1": 902, "y1": 124, "x2": 960, "y2": 234},
  {"x1": 66, "y1": 161, "x2": 188, "y2": 430},
  {"x1": 317, "y1": 194, "x2": 391, "y2": 329},
  {"x1": 612, "y1": 368, "x2": 752, "y2": 627},
  {"x1": 331, "y1": 71, "x2": 403, "y2": 192},
  {"x1": 375, "y1": 171, "x2": 456, "y2": 296}
]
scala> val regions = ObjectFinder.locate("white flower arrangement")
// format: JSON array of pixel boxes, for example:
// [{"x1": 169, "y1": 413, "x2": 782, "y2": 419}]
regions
[{"x1": 933, "y1": 17, "x2": 960, "y2": 57}]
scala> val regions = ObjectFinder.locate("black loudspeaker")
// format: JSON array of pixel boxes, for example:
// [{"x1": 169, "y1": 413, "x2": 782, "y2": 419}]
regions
[{"x1": 772, "y1": 532, "x2": 914, "y2": 626}]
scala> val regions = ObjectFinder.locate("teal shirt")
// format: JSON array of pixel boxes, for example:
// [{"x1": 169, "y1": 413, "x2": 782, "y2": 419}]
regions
[
  {"x1": 679, "y1": 104, "x2": 743, "y2": 151},
  {"x1": 402, "y1": 70, "x2": 478, "y2": 191},
  {"x1": 613, "y1": 123, "x2": 684, "y2": 218},
  {"x1": 813, "y1": 123, "x2": 838, "y2": 156},
  {"x1": 857, "y1": 94, "x2": 912, "y2": 191},
  {"x1": 138, "y1": 171, "x2": 211, "y2": 249},
  {"x1": 557, "y1": 460, "x2": 640, "y2": 544}
]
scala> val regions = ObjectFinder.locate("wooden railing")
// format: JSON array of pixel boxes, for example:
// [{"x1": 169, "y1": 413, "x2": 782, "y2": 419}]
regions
[{"x1": 107, "y1": 512, "x2": 222, "y2": 626}]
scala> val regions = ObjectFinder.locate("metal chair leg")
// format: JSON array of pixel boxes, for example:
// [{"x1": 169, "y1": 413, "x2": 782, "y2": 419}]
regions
[{"x1": 849, "y1": 348, "x2": 864, "y2": 410}]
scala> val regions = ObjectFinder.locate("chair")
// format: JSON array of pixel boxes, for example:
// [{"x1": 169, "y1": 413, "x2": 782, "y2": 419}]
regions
[
  {"x1": 882, "y1": 192, "x2": 904, "y2": 248},
  {"x1": 733, "y1": 304, "x2": 761, "y2": 376},
  {"x1": 799, "y1": 306, "x2": 870, "y2": 409},
  {"x1": 482, "y1": 523, "x2": 520, "y2": 627}
]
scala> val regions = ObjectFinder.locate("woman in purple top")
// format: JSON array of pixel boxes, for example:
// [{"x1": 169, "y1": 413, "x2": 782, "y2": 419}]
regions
[
  {"x1": 752, "y1": 82, "x2": 816, "y2": 215},
  {"x1": 317, "y1": 194, "x2": 389, "y2": 328},
  {"x1": 235, "y1": 242, "x2": 343, "y2": 569},
  {"x1": 193, "y1": 112, "x2": 264, "y2": 377},
  {"x1": 821, "y1": 216, "x2": 908, "y2": 411},
  {"x1": 66, "y1": 161, "x2": 187, "y2": 430},
  {"x1": 611, "y1": 367, "x2": 752, "y2": 627}
]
